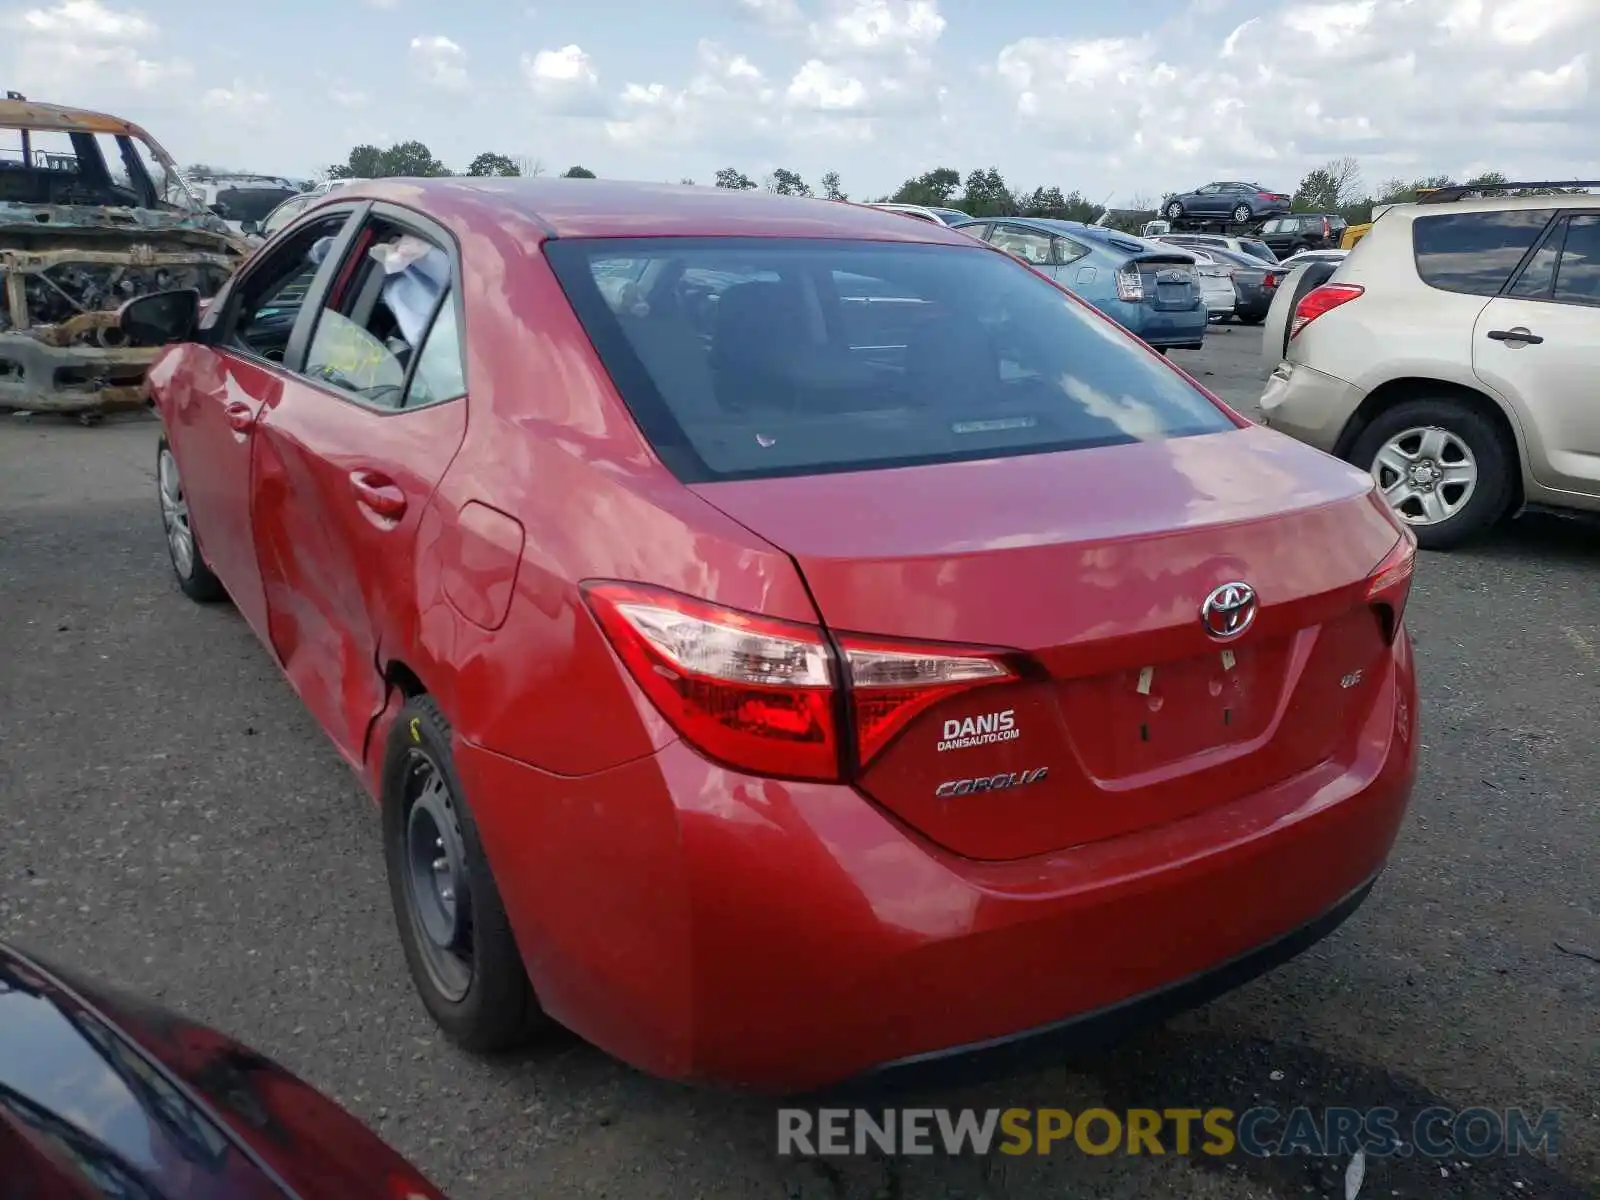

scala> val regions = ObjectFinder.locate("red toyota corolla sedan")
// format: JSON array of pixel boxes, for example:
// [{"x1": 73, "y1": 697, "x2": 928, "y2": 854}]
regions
[{"x1": 125, "y1": 178, "x2": 1419, "y2": 1093}]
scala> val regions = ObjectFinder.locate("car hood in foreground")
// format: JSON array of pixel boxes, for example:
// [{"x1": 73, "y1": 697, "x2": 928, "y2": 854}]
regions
[{"x1": 0, "y1": 941, "x2": 447, "y2": 1199}]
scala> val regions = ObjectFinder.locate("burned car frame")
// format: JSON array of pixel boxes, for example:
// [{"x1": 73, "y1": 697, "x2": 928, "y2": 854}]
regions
[{"x1": 0, "y1": 94, "x2": 251, "y2": 420}]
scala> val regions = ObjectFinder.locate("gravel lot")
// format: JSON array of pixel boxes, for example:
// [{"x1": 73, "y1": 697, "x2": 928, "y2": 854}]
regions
[{"x1": 1, "y1": 326, "x2": 1595, "y2": 1199}]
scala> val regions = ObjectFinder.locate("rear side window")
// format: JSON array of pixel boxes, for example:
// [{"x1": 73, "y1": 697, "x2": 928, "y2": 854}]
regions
[
  {"x1": 1553, "y1": 215, "x2": 1600, "y2": 304},
  {"x1": 1412, "y1": 209, "x2": 1557, "y2": 296},
  {"x1": 544, "y1": 237, "x2": 1234, "y2": 483}
]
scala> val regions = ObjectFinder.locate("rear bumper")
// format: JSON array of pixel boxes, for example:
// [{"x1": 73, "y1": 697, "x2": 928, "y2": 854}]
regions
[
  {"x1": 457, "y1": 631, "x2": 1418, "y2": 1094},
  {"x1": 831, "y1": 874, "x2": 1377, "y2": 1097},
  {"x1": 1258, "y1": 360, "x2": 1368, "y2": 454}
]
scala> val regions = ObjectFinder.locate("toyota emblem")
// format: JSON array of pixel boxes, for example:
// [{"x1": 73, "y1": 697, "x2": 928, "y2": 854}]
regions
[{"x1": 1200, "y1": 581, "x2": 1257, "y2": 639}]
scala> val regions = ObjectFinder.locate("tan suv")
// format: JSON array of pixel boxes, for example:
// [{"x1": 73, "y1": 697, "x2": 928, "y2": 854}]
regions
[{"x1": 1257, "y1": 182, "x2": 1600, "y2": 548}]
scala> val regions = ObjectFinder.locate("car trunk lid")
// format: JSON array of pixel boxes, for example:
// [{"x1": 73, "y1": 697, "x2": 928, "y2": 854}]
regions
[
  {"x1": 690, "y1": 426, "x2": 1405, "y2": 861},
  {"x1": 1129, "y1": 252, "x2": 1201, "y2": 311}
]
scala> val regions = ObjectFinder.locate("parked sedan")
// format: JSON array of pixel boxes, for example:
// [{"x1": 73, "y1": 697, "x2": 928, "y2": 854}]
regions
[
  {"x1": 865, "y1": 202, "x2": 972, "y2": 226},
  {"x1": 0, "y1": 940, "x2": 447, "y2": 1198},
  {"x1": 1170, "y1": 245, "x2": 1239, "y2": 320},
  {"x1": 126, "y1": 178, "x2": 1419, "y2": 1094},
  {"x1": 952, "y1": 215, "x2": 1209, "y2": 351},
  {"x1": 1191, "y1": 244, "x2": 1292, "y2": 324},
  {"x1": 1163, "y1": 182, "x2": 1292, "y2": 226},
  {"x1": 1154, "y1": 232, "x2": 1280, "y2": 264}
]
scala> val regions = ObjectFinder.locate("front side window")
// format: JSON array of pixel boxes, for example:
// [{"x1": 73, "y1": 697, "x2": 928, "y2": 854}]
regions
[
  {"x1": 989, "y1": 225, "x2": 1052, "y2": 265},
  {"x1": 1412, "y1": 209, "x2": 1557, "y2": 296},
  {"x1": 227, "y1": 213, "x2": 351, "y2": 362},
  {"x1": 544, "y1": 237, "x2": 1234, "y2": 483}
]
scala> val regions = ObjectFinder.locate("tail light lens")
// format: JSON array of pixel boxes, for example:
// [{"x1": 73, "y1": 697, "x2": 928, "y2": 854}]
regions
[
  {"x1": 583, "y1": 582, "x2": 1016, "y2": 780},
  {"x1": 1290, "y1": 283, "x2": 1363, "y2": 339},
  {"x1": 837, "y1": 636, "x2": 1014, "y2": 766},
  {"x1": 1115, "y1": 266, "x2": 1145, "y2": 302},
  {"x1": 1366, "y1": 532, "x2": 1417, "y2": 644},
  {"x1": 1263, "y1": 271, "x2": 1282, "y2": 290}
]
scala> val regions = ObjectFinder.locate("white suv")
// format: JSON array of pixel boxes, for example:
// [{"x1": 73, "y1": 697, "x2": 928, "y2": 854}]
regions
[{"x1": 1258, "y1": 186, "x2": 1600, "y2": 548}]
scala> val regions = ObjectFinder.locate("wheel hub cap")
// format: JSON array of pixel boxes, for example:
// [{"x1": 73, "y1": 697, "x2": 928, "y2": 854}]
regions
[
  {"x1": 158, "y1": 449, "x2": 194, "y2": 577},
  {"x1": 1371, "y1": 425, "x2": 1479, "y2": 526},
  {"x1": 406, "y1": 773, "x2": 468, "y2": 953}
]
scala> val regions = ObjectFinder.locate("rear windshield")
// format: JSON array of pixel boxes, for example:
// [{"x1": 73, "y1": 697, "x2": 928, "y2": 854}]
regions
[
  {"x1": 545, "y1": 237, "x2": 1234, "y2": 483},
  {"x1": 215, "y1": 185, "x2": 298, "y2": 222},
  {"x1": 1240, "y1": 239, "x2": 1277, "y2": 261}
]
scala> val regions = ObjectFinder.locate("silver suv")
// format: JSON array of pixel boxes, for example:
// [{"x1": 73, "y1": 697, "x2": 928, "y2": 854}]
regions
[{"x1": 1258, "y1": 181, "x2": 1600, "y2": 548}]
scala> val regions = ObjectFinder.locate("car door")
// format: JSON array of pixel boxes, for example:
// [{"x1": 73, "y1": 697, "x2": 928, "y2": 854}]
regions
[
  {"x1": 1186, "y1": 184, "x2": 1219, "y2": 215},
  {"x1": 160, "y1": 204, "x2": 362, "y2": 643},
  {"x1": 1472, "y1": 212, "x2": 1600, "y2": 498},
  {"x1": 250, "y1": 203, "x2": 471, "y2": 766}
]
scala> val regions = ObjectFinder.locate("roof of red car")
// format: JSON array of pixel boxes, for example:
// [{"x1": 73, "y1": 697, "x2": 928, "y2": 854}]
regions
[{"x1": 326, "y1": 176, "x2": 976, "y2": 244}]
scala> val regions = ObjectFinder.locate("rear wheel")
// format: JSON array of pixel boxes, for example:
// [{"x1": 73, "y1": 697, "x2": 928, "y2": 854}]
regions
[
  {"x1": 382, "y1": 695, "x2": 547, "y2": 1051},
  {"x1": 1349, "y1": 399, "x2": 1514, "y2": 550},
  {"x1": 1231, "y1": 204, "x2": 1253, "y2": 224},
  {"x1": 157, "y1": 436, "x2": 226, "y2": 603}
]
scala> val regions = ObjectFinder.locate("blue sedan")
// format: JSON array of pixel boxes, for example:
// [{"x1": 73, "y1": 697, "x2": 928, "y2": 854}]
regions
[{"x1": 951, "y1": 216, "x2": 1209, "y2": 352}]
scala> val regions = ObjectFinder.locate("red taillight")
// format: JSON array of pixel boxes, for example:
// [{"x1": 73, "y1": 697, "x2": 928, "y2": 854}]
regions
[
  {"x1": 835, "y1": 633, "x2": 1016, "y2": 766},
  {"x1": 1290, "y1": 283, "x2": 1363, "y2": 339},
  {"x1": 1366, "y1": 532, "x2": 1417, "y2": 644},
  {"x1": 582, "y1": 582, "x2": 1015, "y2": 780},
  {"x1": 1263, "y1": 271, "x2": 1282, "y2": 290}
]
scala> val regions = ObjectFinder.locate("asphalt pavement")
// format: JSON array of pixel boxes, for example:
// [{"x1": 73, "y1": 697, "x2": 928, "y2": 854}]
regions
[{"x1": 1, "y1": 326, "x2": 1595, "y2": 1200}]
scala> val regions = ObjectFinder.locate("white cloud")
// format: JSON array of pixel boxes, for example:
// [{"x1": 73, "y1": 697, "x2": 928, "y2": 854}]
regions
[
  {"x1": 8, "y1": 0, "x2": 154, "y2": 39},
  {"x1": 788, "y1": 60, "x2": 869, "y2": 111},
  {"x1": 523, "y1": 44, "x2": 608, "y2": 116},
  {"x1": 409, "y1": 34, "x2": 469, "y2": 92},
  {"x1": 737, "y1": 0, "x2": 802, "y2": 25},
  {"x1": 993, "y1": 0, "x2": 1600, "y2": 193},
  {"x1": 0, "y1": 0, "x2": 189, "y2": 101},
  {"x1": 329, "y1": 87, "x2": 369, "y2": 108},
  {"x1": 810, "y1": 0, "x2": 946, "y2": 59},
  {"x1": 202, "y1": 82, "x2": 271, "y2": 115},
  {"x1": 367, "y1": 0, "x2": 399, "y2": 7}
]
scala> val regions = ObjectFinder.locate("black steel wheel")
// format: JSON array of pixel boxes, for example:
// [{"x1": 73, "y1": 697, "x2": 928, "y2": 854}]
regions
[{"x1": 382, "y1": 695, "x2": 546, "y2": 1051}]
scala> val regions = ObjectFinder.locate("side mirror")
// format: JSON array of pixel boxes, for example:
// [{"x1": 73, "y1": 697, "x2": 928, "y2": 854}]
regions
[
  {"x1": 120, "y1": 289, "x2": 201, "y2": 347},
  {"x1": 239, "y1": 218, "x2": 259, "y2": 236}
]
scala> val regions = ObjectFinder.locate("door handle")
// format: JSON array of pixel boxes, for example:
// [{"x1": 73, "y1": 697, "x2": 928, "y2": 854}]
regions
[
  {"x1": 349, "y1": 470, "x2": 407, "y2": 520},
  {"x1": 1486, "y1": 327, "x2": 1543, "y2": 345},
  {"x1": 223, "y1": 402, "x2": 256, "y2": 432}
]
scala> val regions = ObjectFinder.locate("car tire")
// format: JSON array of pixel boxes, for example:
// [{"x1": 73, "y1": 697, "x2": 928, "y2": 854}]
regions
[
  {"x1": 1349, "y1": 399, "x2": 1515, "y2": 550},
  {"x1": 1231, "y1": 204, "x2": 1253, "y2": 224},
  {"x1": 157, "y1": 435, "x2": 226, "y2": 604},
  {"x1": 1165, "y1": 201, "x2": 1184, "y2": 221},
  {"x1": 382, "y1": 694, "x2": 548, "y2": 1053}
]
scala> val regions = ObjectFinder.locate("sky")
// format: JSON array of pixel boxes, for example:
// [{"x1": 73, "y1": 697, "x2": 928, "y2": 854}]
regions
[{"x1": 0, "y1": 0, "x2": 1594, "y2": 203}]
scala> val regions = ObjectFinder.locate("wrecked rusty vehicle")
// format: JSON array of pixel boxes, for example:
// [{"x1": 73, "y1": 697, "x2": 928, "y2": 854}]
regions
[{"x1": 1, "y1": 94, "x2": 251, "y2": 421}]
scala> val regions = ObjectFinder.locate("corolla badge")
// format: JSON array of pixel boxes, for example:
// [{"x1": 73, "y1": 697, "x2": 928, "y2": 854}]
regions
[{"x1": 1200, "y1": 581, "x2": 1257, "y2": 640}]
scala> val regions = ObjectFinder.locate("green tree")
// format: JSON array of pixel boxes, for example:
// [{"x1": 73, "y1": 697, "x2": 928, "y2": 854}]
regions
[
  {"x1": 767, "y1": 167, "x2": 811, "y2": 196},
  {"x1": 1017, "y1": 186, "x2": 1101, "y2": 222},
  {"x1": 679, "y1": 176, "x2": 696, "y2": 186},
  {"x1": 467, "y1": 152, "x2": 521, "y2": 177},
  {"x1": 714, "y1": 167, "x2": 757, "y2": 190},
  {"x1": 890, "y1": 166, "x2": 961, "y2": 206},
  {"x1": 959, "y1": 167, "x2": 1014, "y2": 217},
  {"x1": 562, "y1": 165, "x2": 597, "y2": 178},
  {"x1": 329, "y1": 141, "x2": 451, "y2": 179},
  {"x1": 819, "y1": 170, "x2": 846, "y2": 201}
]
